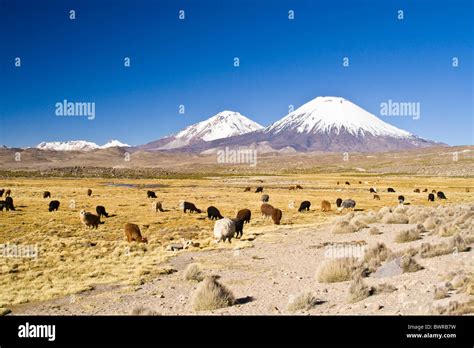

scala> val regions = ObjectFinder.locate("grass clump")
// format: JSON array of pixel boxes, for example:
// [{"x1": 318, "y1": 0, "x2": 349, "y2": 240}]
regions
[
  {"x1": 381, "y1": 213, "x2": 409, "y2": 224},
  {"x1": 369, "y1": 226, "x2": 381, "y2": 235},
  {"x1": 317, "y1": 258, "x2": 359, "y2": 283},
  {"x1": 331, "y1": 221, "x2": 356, "y2": 234},
  {"x1": 348, "y1": 277, "x2": 374, "y2": 303},
  {"x1": 394, "y1": 229, "x2": 421, "y2": 243},
  {"x1": 131, "y1": 306, "x2": 160, "y2": 315},
  {"x1": 192, "y1": 276, "x2": 235, "y2": 312},
  {"x1": 184, "y1": 263, "x2": 204, "y2": 282},
  {"x1": 433, "y1": 286, "x2": 449, "y2": 300},
  {"x1": 362, "y1": 242, "x2": 392, "y2": 274},
  {"x1": 400, "y1": 255, "x2": 423, "y2": 273},
  {"x1": 287, "y1": 291, "x2": 322, "y2": 312}
]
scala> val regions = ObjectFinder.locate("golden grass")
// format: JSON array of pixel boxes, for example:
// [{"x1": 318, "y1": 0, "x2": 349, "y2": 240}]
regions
[
  {"x1": 434, "y1": 300, "x2": 474, "y2": 315},
  {"x1": 399, "y1": 255, "x2": 423, "y2": 273},
  {"x1": 131, "y1": 306, "x2": 160, "y2": 315},
  {"x1": 420, "y1": 235, "x2": 469, "y2": 258},
  {"x1": 362, "y1": 242, "x2": 392, "y2": 273},
  {"x1": 394, "y1": 229, "x2": 421, "y2": 243},
  {"x1": 317, "y1": 258, "x2": 359, "y2": 283},
  {"x1": 184, "y1": 263, "x2": 204, "y2": 282},
  {"x1": 287, "y1": 291, "x2": 322, "y2": 312},
  {"x1": 433, "y1": 286, "x2": 449, "y2": 300},
  {"x1": 192, "y1": 276, "x2": 235, "y2": 312},
  {"x1": 331, "y1": 221, "x2": 356, "y2": 234},
  {"x1": 369, "y1": 226, "x2": 381, "y2": 235},
  {"x1": 348, "y1": 276, "x2": 374, "y2": 303},
  {"x1": 0, "y1": 174, "x2": 470, "y2": 307},
  {"x1": 381, "y1": 213, "x2": 409, "y2": 224}
]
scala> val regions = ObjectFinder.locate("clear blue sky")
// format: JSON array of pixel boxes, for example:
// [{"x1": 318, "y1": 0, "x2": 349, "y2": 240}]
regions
[{"x1": 0, "y1": 0, "x2": 472, "y2": 147}]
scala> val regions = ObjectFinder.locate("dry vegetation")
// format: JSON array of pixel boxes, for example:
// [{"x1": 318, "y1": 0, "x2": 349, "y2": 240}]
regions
[
  {"x1": 192, "y1": 276, "x2": 235, "y2": 311},
  {"x1": 184, "y1": 263, "x2": 204, "y2": 282},
  {"x1": 287, "y1": 291, "x2": 322, "y2": 312},
  {"x1": 317, "y1": 258, "x2": 359, "y2": 283},
  {"x1": 348, "y1": 276, "x2": 374, "y2": 303},
  {"x1": 394, "y1": 229, "x2": 421, "y2": 243},
  {"x1": 0, "y1": 172, "x2": 472, "y2": 313}
]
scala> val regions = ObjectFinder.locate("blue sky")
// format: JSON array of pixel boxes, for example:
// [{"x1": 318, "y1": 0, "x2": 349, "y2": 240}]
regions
[{"x1": 0, "y1": 0, "x2": 472, "y2": 147}]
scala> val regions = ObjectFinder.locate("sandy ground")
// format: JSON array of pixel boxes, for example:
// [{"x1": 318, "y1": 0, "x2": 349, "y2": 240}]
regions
[{"x1": 11, "y1": 214, "x2": 473, "y2": 315}]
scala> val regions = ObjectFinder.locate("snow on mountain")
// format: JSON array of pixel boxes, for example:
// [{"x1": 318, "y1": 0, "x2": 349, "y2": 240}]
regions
[
  {"x1": 265, "y1": 96, "x2": 411, "y2": 138},
  {"x1": 141, "y1": 110, "x2": 263, "y2": 151},
  {"x1": 180, "y1": 97, "x2": 440, "y2": 153},
  {"x1": 36, "y1": 140, "x2": 130, "y2": 151},
  {"x1": 100, "y1": 140, "x2": 130, "y2": 149},
  {"x1": 37, "y1": 141, "x2": 100, "y2": 152}
]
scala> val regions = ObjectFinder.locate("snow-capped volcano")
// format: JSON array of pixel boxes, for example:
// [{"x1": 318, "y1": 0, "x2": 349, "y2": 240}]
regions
[
  {"x1": 37, "y1": 140, "x2": 130, "y2": 151},
  {"x1": 101, "y1": 140, "x2": 131, "y2": 149},
  {"x1": 266, "y1": 96, "x2": 411, "y2": 138},
  {"x1": 179, "y1": 96, "x2": 441, "y2": 153},
  {"x1": 138, "y1": 110, "x2": 263, "y2": 151}
]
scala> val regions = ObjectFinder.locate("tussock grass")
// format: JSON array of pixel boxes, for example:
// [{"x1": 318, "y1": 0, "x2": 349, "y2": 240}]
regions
[
  {"x1": 0, "y1": 176, "x2": 471, "y2": 308},
  {"x1": 399, "y1": 255, "x2": 423, "y2": 273},
  {"x1": 192, "y1": 276, "x2": 235, "y2": 312},
  {"x1": 394, "y1": 229, "x2": 421, "y2": 243},
  {"x1": 434, "y1": 300, "x2": 474, "y2": 315},
  {"x1": 348, "y1": 277, "x2": 374, "y2": 303},
  {"x1": 369, "y1": 226, "x2": 381, "y2": 235},
  {"x1": 184, "y1": 263, "x2": 204, "y2": 282},
  {"x1": 375, "y1": 283, "x2": 397, "y2": 294},
  {"x1": 131, "y1": 306, "x2": 160, "y2": 315},
  {"x1": 331, "y1": 221, "x2": 356, "y2": 234},
  {"x1": 317, "y1": 258, "x2": 359, "y2": 283},
  {"x1": 408, "y1": 212, "x2": 430, "y2": 224},
  {"x1": 381, "y1": 213, "x2": 409, "y2": 224},
  {"x1": 433, "y1": 286, "x2": 449, "y2": 300},
  {"x1": 423, "y1": 217, "x2": 439, "y2": 230},
  {"x1": 420, "y1": 234, "x2": 469, "y2": 258},
  {"x1": 287, "y1": 291, "x2": 322, "y2": 312},
  {"x1": 362, "y1": 242, "x2": 392, "y2": 274}
]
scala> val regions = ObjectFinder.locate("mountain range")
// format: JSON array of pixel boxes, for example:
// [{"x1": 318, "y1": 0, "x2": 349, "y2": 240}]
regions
[
  {"x1": 30, "y1": 96, "x2": 442, "y2": 153},
  {"x1": 36, "y1": 140, "x2": 130, "y2": 152}
]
